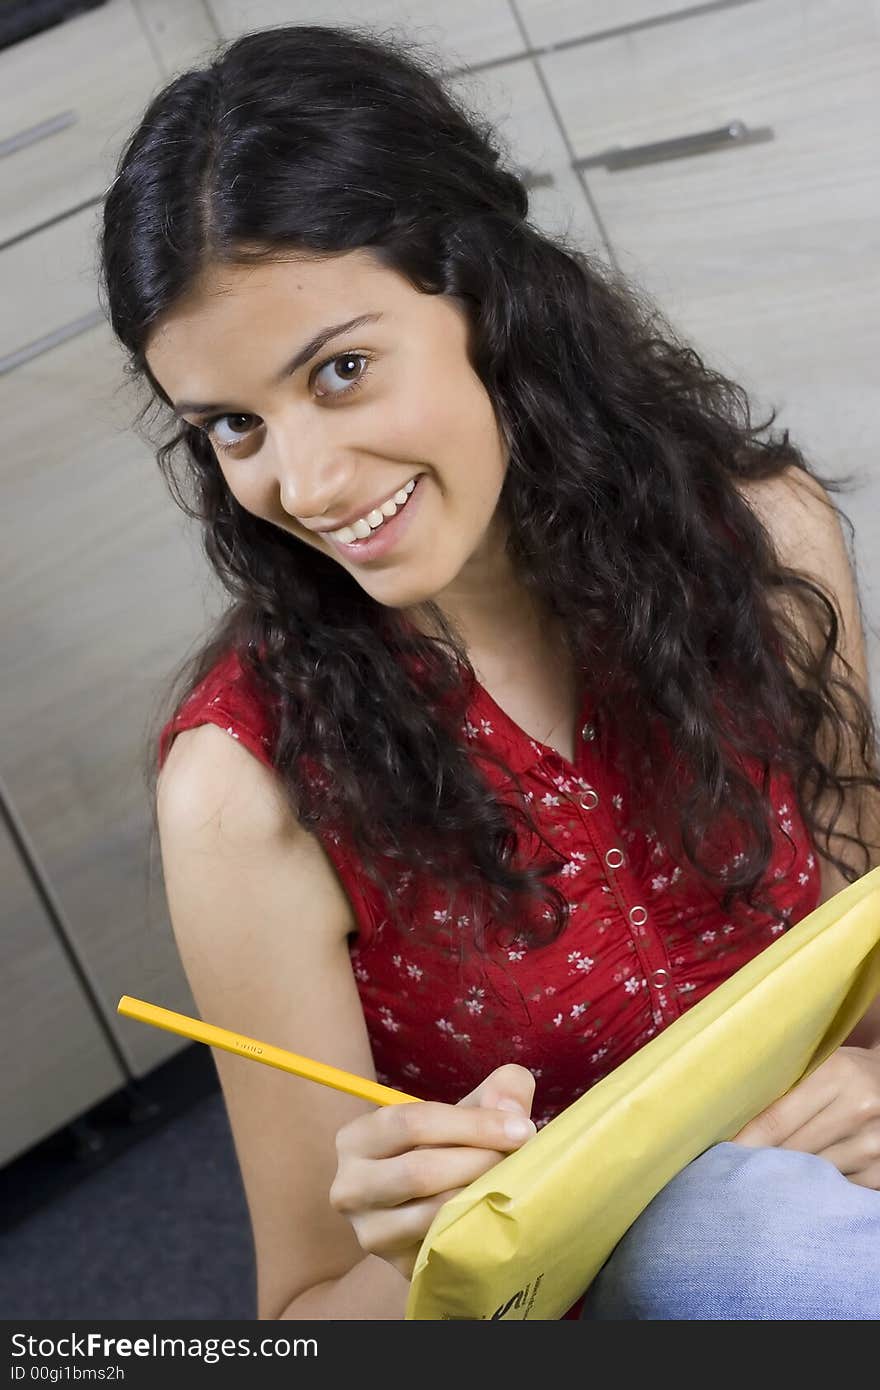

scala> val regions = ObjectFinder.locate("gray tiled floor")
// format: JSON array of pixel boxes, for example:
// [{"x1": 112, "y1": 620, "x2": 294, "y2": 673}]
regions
[{"x1": 1, "y1": 1094, "x2": 257, "y2": 1320}]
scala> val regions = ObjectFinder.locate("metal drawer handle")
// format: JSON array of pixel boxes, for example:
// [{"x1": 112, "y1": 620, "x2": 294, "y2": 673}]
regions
[
  {"x1": 574, "y1": 120, "x2": 774, "y2": 172},
  {"x1": 519, "y1": 167, "x2": 555, "y2": 191},
  {"x1": 0, "y1": 110, "x2": 78, "y2": 161},
  {"x1": 0, "y1": 308, "x2": 104, "y2": 377}
]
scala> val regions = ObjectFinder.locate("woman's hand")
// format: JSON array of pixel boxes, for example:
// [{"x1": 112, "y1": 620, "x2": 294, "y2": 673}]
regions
[
  {"x1": 732, "y1": 1044, "x2": 880, "y2": 1189},
  {"x1": 329, "y1": 1063, "x2": 537, "y2": 1280}
]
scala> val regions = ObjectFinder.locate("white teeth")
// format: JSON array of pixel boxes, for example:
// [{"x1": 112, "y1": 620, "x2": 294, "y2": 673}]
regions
[{"x1": 329, "y1": 478, "x2": 418, "y2": 544}]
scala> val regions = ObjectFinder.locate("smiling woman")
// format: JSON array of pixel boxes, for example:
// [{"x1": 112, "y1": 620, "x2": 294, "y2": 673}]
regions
[
  {"x1": 142, "y1": 250, "x2": 509, "y2": 605},
  {"x1": 99, "y1": 21, "x2": 880, "y2": 1320}
]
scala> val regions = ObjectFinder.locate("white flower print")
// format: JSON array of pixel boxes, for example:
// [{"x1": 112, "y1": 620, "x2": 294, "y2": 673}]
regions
[
  {"x1": 507, "y1": 949, "x2": 526, "y2": 962},
  {"x1": 624, "y1": 977, "x2": 643, "y2": 995},
  {"x1": 463, "y1": 719, "x2": 479, "y2": 740},
  {"x1": 612, "y1": 794, "x2": 623, "y2": 811},
  {"x1": 589, "y1": 1046, "x2": 609, "y2": 1064},
  {"x1": 700, "y1": 931, "x2": 717, "y2": 943},
  {"x1": 552, "y1": 1013, "x2": 564, "y2": 1027},
  {"x1": 778, "y1": 802, "x2": 789, "y2": 816},
  {"x1": 677, "y1": 982, "x2": 696, "y2": 995},
  {"x1": 392, "y1": 954, "x2": 402, "y2": 969},
  {"x1": 403, "y1": 1062, "x2": 422, "y2": 1077},
  {"x1": 807, "y1": 854, "x2": 815, "y2": 869},
  {"x1": 770, "y1": 921, "x2": 785, "y2": 935},
  {"x1": 798, "y1": 872, "x2": 810, "y2": 886},
  {"x1": 436, "y1": 1019, "x2": 454, "y2": 1034},
  {"x1": 433, "y1": 908, "x2": 451, "y2": 925},
  {"x1": 541, "y1": 793, "x2": 562, "y2": 808},
  {"x1": 781, "y1": 819, "x2": 793, "y2": 835},
  {"x1": 406, "y1": 963, "x2": 424, "y2": 981},
  {"x1": 651, "y1": 874, "x2": 670, "y2": 891},
  {"x1": 378, "y1": 1007, "x2": 400, "y2": 1033},
  {"x1": 573, "y1": 956, "x2": 595, "y2": 974},
  {"x1": 353, "y1": 964, "x2": 369, "y2": 983},
  {"x1": 570, "y1": 1003, "x2": 589, "y2": 1019}
]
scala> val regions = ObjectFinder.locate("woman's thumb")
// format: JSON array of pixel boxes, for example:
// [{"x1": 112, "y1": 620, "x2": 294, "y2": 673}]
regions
[{"x1": 458, "y1": 1063, "x2": 535, "y2": 1117}]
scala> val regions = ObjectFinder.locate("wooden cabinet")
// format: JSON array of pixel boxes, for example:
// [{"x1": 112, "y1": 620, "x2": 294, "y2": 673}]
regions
[
  {"x1": 536, "y1": 0, "x2": 880, "y2": 694},
  {"x1": 0, "y1": 208, "x2": 229, "y2": 1099}
]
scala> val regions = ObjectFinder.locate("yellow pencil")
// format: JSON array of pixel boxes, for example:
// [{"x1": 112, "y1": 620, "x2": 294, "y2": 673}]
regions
[{"x1": 117, "y1": 995, "x2": 421, "y2": 1107}]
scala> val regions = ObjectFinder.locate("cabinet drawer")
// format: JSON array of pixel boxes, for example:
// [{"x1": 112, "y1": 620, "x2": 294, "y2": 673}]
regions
[
  {"x1": 0, "y1": 0, "x2": 161, "y2": 246},
  {"x1": 0, "y1": 205, "x2": 102, "y2": 369},
  {"x1": 539, "y1": 0, "x2": 879, "y2": 476},
  {"x1": 518, "y1": 0, "x2": 716, "y2": 49},
  {"x1": 0, "y1": 813, "x2": 126, "y2": 1166},
  {"x1": 207, "y1": 0, "x2": 523, "y2": 68}
]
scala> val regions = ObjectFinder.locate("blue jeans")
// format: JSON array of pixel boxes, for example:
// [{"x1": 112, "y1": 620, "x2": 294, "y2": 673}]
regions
[{"x1": 579, "y1": 1141, "x2": 880, "y2": 1319}]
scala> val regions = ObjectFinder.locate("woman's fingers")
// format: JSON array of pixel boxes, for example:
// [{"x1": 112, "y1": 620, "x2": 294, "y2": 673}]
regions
[
  {"x1": 331, "y1": 1140, "x2": 521, "y2": 1213},
  {"x1": 336, "y1": 1095, "x2": 535, "y2": 1163}
]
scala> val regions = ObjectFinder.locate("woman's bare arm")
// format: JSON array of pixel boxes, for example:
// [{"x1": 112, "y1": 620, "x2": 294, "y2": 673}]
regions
[{"x1": 157, "y1": 722, "x2": 406, "y2": 1319}]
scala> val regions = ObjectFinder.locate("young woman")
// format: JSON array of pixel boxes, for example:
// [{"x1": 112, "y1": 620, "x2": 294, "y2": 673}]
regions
[{"x1": 100, "y1": 24, "x2": 880, "y2": 1319}]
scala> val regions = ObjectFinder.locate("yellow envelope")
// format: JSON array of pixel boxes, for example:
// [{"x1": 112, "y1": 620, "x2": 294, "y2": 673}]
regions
[{"x1": 406, "y1": 862, "x2": 880, "y2": 1320}]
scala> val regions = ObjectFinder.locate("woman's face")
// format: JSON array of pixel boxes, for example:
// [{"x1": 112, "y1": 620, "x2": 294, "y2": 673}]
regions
[{"x1": 145, "y1": 248, "x2": 512, "y2": 620}]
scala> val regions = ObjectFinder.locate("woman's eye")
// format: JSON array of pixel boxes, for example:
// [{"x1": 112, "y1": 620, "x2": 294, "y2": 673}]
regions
[
  {"x1": 205, "y1": 414, "x2": 259, "y2": 452},
  {"x1": 201, "y1": 351, "x2": 372, "y2": 454},
  {"x1": 313, "y1": 350, "x2": 371, "y2": 398}
]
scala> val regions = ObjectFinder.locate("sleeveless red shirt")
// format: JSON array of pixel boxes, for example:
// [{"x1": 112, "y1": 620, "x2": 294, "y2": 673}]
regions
[{"x1": 158, "y1": 645, "x2": 820, "y2": 1319}]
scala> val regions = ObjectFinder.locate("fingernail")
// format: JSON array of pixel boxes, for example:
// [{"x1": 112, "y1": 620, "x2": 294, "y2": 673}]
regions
[{"x1": 504, "y1": 1117, "x2": 536, "y2": 1141}]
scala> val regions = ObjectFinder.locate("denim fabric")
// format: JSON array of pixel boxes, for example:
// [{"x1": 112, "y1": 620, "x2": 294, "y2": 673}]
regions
[{"x1": 579, "y1": 1141, "x2": 880, "y2": 1319}]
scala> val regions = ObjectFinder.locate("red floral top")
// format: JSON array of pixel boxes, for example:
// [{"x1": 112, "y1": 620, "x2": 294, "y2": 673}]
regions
[{"x1": 158, "y1": 645, "x2": 821, "y2": 1319}]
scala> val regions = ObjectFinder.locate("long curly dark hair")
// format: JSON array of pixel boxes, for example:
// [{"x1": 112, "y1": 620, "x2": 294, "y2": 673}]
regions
[{"x1": 99, "y1": 22, "x2": 879, "y2": 952}]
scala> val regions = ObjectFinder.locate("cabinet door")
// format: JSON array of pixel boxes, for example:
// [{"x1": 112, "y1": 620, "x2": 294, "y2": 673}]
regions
[
  {"x1": 0, "y1": 809, "x2": 126, "y2": 1167},
  {"x1": 540, "y1": 0, "x2": 880, "y2": 691},
  {"x1": 205, "y1": 0, "x2": 524, "y2": 68},
  {"x1": 0, "y1": 0, "x2": 163, "y2": 244},
  {"x1": 1, "y1": 216, "x2": 226, "y2": 1080}
]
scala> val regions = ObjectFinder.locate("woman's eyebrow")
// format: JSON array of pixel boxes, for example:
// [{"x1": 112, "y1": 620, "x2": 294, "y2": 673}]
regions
[{"x1": 172, "y1": 311, "x2": 385, "y2": 415}]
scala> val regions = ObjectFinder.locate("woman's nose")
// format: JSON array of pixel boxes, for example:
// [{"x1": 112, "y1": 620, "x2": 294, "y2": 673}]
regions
[{"x1": 274, "y1": 428, "x2": 356, "y2": 525}]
